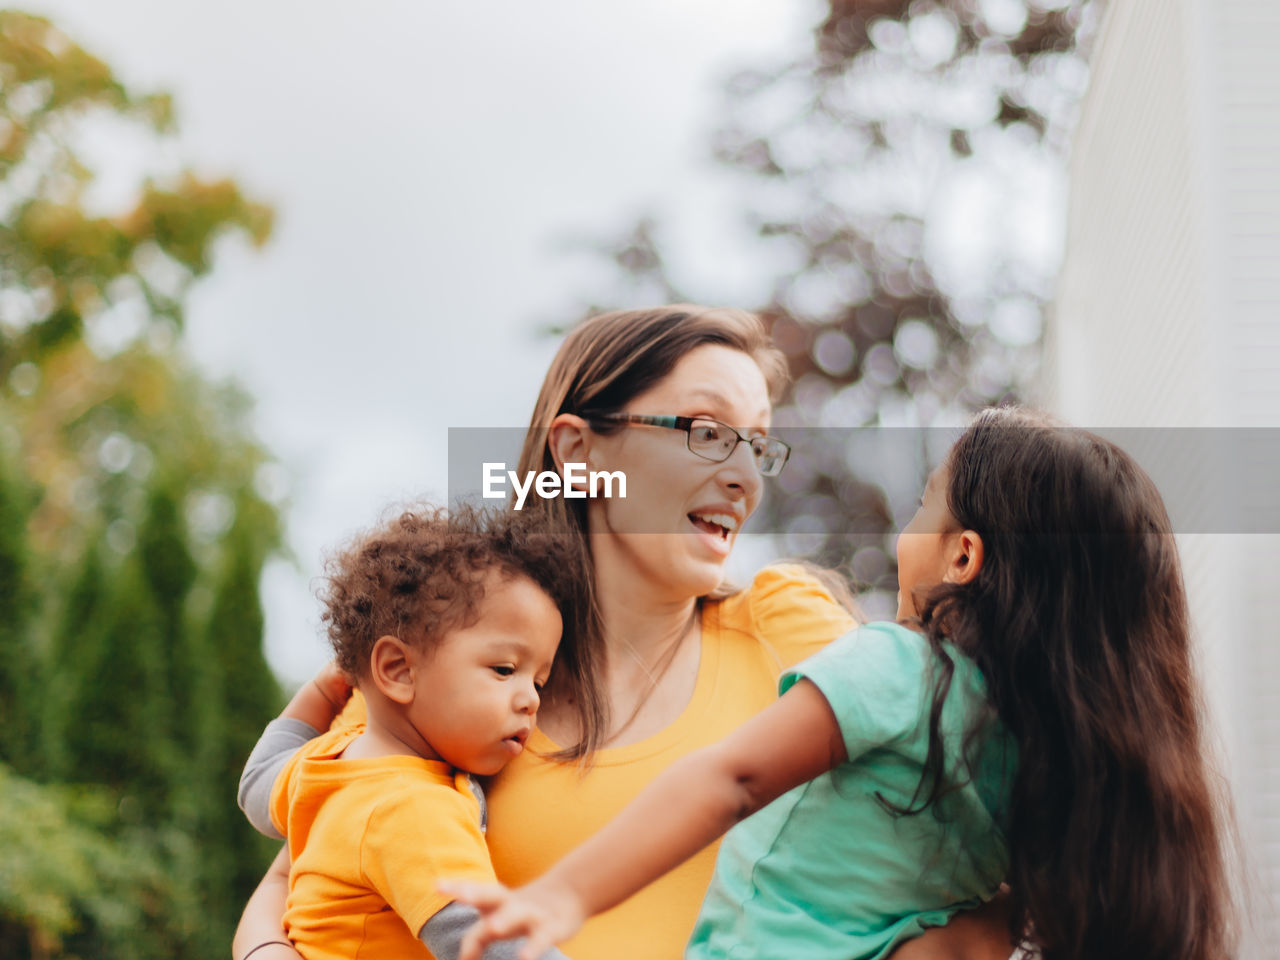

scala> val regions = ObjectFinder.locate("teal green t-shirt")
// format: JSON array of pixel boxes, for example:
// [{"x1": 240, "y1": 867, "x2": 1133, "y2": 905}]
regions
[{"x1": 686, "y1": 622, "x2": 1014, "y2": 960}]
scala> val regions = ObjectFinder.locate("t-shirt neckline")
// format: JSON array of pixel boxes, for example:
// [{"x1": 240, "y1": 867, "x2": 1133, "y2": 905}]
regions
[{"x1": 528, "y1": 602, "x2": 721, "y2": 766}]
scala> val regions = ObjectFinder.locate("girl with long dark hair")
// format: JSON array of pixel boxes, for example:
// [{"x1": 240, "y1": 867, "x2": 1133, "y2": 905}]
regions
[{"x1": 447, "y1": 407, "x2": 1237, "y2": 960}]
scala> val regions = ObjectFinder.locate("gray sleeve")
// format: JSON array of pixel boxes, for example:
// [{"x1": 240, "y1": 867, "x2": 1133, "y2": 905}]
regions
[
  {"x1": 420, "y1": 902, "x2": 571, "y2": 960},
  {"x1": 237, "y1": 717, "x2": 321, "y2": 839}
]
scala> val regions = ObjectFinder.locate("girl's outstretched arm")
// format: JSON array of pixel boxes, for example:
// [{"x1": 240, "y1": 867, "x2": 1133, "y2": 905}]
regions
[{"x1": 444, "y1": 678, "x2": 847, "y2": 960}]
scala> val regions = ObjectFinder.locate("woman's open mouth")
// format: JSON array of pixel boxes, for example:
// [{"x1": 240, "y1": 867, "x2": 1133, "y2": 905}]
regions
[{"x1": 687, "y1": 510, "x2": 740, "y2": 555}]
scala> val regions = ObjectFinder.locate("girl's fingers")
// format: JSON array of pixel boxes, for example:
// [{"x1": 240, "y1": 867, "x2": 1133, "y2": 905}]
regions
[
  {"x1": 453, "y1": 905, "x2": 536, "y2": 960},
  {"x1": 484, "y1": 905, "x2": 537, "y2": 942},
  {"x1": 519, "y1": 931, "x2": 554, "y2": 960},
  {"x1": 439, "y1": 880, "x2": 563, "y2": 960},
  {"x1": 458, "y1": 916, "x2": 513, "y2": 960},
  {"x1": 458, "y1": 924, "x2": 487, "y2": 960}
]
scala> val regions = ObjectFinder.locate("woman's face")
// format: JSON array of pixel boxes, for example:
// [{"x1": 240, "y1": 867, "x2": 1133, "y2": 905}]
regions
[{"x1": 584, "y1": 344, "x2": 772, "y2": 601}]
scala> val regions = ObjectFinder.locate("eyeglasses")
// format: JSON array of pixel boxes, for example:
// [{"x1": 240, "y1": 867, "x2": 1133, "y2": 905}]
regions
[{"x1": 585, "y1": 413, "x2": 791, "y2": 477}]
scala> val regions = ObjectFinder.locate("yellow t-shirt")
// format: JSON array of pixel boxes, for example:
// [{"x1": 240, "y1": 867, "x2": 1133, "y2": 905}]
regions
[
  {"x1": 485, "y1": 564, "x2": 856, "y2": 960},
  {"x1": 270, "y1": 724, "x2": 495, "y2": 960}
]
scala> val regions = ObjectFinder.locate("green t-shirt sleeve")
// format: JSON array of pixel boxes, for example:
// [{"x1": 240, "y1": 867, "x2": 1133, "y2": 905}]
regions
[{"x1": 780, "y1": 621, "x2": 933, "y2": 761}]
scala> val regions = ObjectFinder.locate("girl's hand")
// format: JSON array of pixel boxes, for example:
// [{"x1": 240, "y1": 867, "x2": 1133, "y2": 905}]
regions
[{"x1": 440, "y1": 878, "x2": 586, "y2": 960}]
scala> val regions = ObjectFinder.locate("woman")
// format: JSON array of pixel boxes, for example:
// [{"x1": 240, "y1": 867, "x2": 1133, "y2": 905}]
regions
[
  {"x1": 235, "y1": 306, "x2": 870, "y2": 960},
  {"x1": 482, "y1": 306, "x2": 861, "y2": 959}
]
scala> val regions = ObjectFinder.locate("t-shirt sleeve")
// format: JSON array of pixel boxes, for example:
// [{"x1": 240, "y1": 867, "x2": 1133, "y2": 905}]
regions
[
  {"x1": 268, "y1": 725, "x2": 354, "y2": 838},
  {"x1": 780, "y1": 622, "x2": 931, "y2": 760},
  {"x1": 741, "y1": 563, "x2": 859, "y2": 670},
  {"x1": 264, "y1": 692, "x2": 369, "y2": 834},
  {"x1": 361, "y1": 788, "x2": 498, "y2": 939},
  {"x1": 238, "y1": 717, "x2": 319, "y2": 839}
]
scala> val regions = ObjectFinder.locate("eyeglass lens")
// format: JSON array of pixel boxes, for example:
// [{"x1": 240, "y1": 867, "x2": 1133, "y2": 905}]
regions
[{"x1": 688, "y1": 420, "x2": 787, "y2": 476}]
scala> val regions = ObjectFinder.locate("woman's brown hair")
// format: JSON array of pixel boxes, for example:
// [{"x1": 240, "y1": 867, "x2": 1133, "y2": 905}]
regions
[
  {"x1": 911, "y1": 408, "x2": 1237, "y2": 960},
  {"x1": 515, "y1": 305, "x2": 790, "y2": 760}
]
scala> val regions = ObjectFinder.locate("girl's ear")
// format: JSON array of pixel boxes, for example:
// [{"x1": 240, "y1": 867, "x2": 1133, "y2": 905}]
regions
[
  {"x1": 369, "y1": 635, "x2": 415, "y2": 705},
  {"x1": 944, "y1": 529, "x2": 985, "y2": 586},
  {"x1": 548, "y1": 413, "x2": 593, "y2": 488}
]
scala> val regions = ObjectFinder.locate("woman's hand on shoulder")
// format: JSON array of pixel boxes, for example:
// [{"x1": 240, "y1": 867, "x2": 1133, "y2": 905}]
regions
[
  {"x1": 440, "y1": 878, "x2": 585, "y2": 960},
  {"x1": 311, "y1": 661, "x2": 353, "y2": 716},
  {"x1": 279, "y1": 660, "x2": 353, "y2": 731}
]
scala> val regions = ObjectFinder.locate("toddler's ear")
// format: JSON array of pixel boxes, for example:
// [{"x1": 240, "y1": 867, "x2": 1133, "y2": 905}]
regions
[
  {"x1": 369, "y1": 635, "x2": 415, "y2": 704},
  {"x1": 944, "y1": 529, "x2": 985, "y2": 586}
]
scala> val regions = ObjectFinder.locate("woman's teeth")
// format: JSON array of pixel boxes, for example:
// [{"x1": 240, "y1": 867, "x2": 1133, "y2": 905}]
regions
[{"x1": 689, "y1": 513, "x2": 737, "y2": 539}]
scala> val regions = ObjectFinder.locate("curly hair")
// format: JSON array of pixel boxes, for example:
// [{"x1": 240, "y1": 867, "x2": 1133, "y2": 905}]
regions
[{"x1": 319, "y1": 502, "x2": 587, "y2": 685}]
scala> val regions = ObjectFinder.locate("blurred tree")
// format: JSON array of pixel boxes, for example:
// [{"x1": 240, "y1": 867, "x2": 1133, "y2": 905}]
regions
[
  {"x1": 1, "y1": 11, "x2": 283, "y2": 959},
  {"x1": 561, "y1": 0, "x2": 1095, "y2": 603},
  {"x1": 0, "y1": 444, "x2": 39, "y2": 774},
  {"x1": 190, "y1": 503, "x2": 289, "y2": 936},
  {"x1": 0, "y1": 765, "x2": 165, "y2": 960},
  {"x1": 0, "y1": 11, "x2": 270, "y2": 377}
]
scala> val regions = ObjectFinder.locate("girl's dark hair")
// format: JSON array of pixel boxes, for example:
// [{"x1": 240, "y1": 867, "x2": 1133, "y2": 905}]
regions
[
  {"x1": 516, "y1": 305, "x2": 790, "y2": 760},
  {"x1": 321, "y1": 503, "x2": 590, "y2": 701},
  {"x1": 913, "y1": 407, "x2": 1236, "y2": 960}
]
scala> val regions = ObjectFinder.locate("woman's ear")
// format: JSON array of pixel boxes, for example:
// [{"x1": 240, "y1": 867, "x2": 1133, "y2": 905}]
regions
[
  {"x1": 369, "y1": 635, "x2": 415, "y2": 704},
  {"x1": 548, "y1": 413, "x2": 593, "y2": 487},
  {"x1": 943, "y1": 529, "x2": 985, "y2": 586}
]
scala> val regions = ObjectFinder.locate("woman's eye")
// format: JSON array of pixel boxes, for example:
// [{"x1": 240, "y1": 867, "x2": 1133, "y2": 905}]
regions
[{"x1": 491, "y1": 665, "x2": 514, "y2": 678}]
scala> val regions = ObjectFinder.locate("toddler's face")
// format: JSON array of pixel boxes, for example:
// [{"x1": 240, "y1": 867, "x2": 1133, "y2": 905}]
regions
[
  {"x1": 895, "y1": 464, "x2": 960, "y2": 620},
  {"x1": 406, "y1": 571, "x2": 561, "y2": 775}
]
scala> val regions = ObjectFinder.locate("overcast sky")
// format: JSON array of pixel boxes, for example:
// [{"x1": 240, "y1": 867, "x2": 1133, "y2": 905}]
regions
[
  {"x1": 17, "y1": 0, "x2": 1070, "y2": 685},
  {"x1": 17, "y1": 1, "x2": 832, "y2": 681}
]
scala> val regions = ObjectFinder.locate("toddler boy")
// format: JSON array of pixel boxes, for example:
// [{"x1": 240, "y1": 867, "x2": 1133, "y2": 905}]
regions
[{"x1": 238, "y1": 505, "x2": 578, "y2": 960}]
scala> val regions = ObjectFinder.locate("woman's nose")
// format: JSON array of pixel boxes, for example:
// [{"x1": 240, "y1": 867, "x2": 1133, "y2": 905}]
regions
[{"x1": 718, "y1": 439, "x2": 764, "y2": 503}]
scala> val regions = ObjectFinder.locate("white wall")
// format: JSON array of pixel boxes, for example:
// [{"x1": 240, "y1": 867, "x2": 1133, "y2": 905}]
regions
[{"x1": 1046, "y1": 0, "x2": 1280, "y2": 950}]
